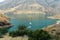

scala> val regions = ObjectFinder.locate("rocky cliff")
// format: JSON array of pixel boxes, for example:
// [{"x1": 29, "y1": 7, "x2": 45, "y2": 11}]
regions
[
  {"x1": 0, "y1": 13, "x2": 11, "y2": 28},
  {"x1": 43, "y1": 22, "x2": 60, "y2": 36}
]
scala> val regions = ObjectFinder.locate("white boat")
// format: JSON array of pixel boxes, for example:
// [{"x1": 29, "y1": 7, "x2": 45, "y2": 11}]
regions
[
  {"x1": 27, "y1": 22, "x2": 32, "y2": 28},
  {"x1": 29, "y1": 22, "x2": 32, "y2": 25}
]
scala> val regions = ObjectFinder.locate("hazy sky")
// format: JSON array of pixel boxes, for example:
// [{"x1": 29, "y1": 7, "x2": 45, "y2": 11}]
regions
[{"x1": 0, "y1": 0, "x2": 5, "y2": 2}]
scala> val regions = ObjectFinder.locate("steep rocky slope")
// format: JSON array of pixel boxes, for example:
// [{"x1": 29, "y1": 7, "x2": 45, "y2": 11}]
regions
[
  {"x1": 0, "y1": 0, "x2": 56, "y2": 16},
  {"x1": 43, "y1": 22, "x2": 60, "y2": 36},
  {"x1": 0, "y1": 13, "x2": 11, "y2": 28},
  {"x1": 0, "y1": 0, "x2": 59, "y2": 15}
]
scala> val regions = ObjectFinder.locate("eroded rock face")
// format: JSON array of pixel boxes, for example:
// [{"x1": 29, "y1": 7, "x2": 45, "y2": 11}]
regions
[
  {"x1": 0, "y1": 13, "x2": 11, "y2": 28},
  {"x1": 0, "y1": 14, "x2": 9, "y2": 21},
  {"x1": 43, "y1": 23, "x2": 60, "y2": 36}
]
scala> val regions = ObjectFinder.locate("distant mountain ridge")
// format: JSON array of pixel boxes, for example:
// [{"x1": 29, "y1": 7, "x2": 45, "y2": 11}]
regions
[
  {"x1": 0, "y1": 0, "x2": 46, "y2": 15},
  {"x1": 0, "y1": 0, "x2": 60, "y2": 16}
]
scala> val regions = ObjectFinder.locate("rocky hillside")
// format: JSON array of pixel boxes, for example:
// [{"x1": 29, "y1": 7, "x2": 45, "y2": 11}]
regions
[
  {"x1": 0, "y1": 0, "x2": 59, "y2": 19},
  {"x1": 0, "y1": 13, "x2": 11, "y2": 28},
  {"x1": 0, "y1": 0, "x2": 58, "y2": 16},
  {"x1": 43, "y1": 22, "x2": 60, "y2": 36},
  {"x1": 48, "y1": 14, "x2": 60, "y2": 19},
  {"x1": 0, "y1": 0, "x2": 59, "y2": 15}
]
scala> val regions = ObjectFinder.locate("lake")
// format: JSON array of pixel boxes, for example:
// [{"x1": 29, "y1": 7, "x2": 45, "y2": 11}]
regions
[{"x1": 7, "y1": 14, "x2": 57, "y2": 31}]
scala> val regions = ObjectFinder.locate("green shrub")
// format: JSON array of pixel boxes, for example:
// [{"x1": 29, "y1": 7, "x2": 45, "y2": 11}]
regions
[
  {"x1": 0, "y1": 27, "x2": 8, "y2": 34},
  {"x1": 9, "y1": 25, "x2": 52, "y2": 40},
  {"x1": 9, "y1": 25, "x2": 28, "y2": 37},
  {"x1": 28, "y1": 30, "x2": 52, "y2": 40}
]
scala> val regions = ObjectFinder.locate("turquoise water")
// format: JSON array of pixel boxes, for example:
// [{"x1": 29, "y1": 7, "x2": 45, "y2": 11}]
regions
[
  {"x1": 7, "y1": 14, "x2": 57, "y2": 31},
  {"x1": 8, "y1": 18, "x2": 57, "y2": 31}
]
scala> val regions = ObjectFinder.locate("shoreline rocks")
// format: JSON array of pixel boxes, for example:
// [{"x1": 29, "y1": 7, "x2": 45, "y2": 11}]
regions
[
  {"x1": 0, "y1": 13, "x2": 12, "y2": 28},
  {"x1": 43, "y1": 22, "x2": 60, "y2": 36}
]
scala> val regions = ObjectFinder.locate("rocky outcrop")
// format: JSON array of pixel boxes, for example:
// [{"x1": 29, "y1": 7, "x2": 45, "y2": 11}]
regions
[
  {"x1": 0, "y1": 13, "x2": 12, "y2": 28},
  {"x1": 48, "y1": 14, "x2": 60, "y2": 19},
  {"x1": 43, "y1": 23, "x2": 60, "y2": 36}
]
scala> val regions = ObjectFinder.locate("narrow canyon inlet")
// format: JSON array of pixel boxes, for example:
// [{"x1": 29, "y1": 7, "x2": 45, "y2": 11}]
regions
[{"x1": 0, "y1": 0, "x2": 60, "y2": 40}]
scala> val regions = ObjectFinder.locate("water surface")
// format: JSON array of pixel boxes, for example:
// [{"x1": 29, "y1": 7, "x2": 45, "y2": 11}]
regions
[{"x1": 7, "y1": 14, "x2": 57, "y2": 31}]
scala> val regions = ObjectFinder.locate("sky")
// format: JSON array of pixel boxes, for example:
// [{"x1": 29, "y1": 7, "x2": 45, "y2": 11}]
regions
[{"x1": 0, "y1": 0, "x2": 5, "y2": 2}]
